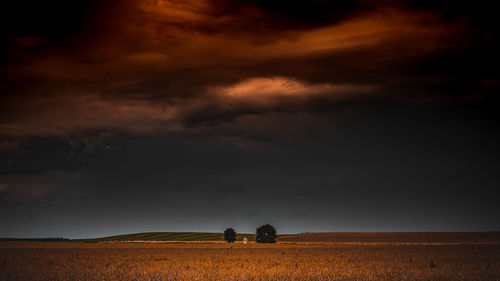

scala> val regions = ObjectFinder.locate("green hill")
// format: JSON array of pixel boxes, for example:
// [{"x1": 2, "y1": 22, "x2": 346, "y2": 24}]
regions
[{"x1": 82, "y1": 232, "x2": 257, "y2": 242}]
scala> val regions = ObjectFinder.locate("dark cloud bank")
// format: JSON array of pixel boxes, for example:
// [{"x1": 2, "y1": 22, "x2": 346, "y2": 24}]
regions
[{"x1": 0, "y1": 0, "x2": 499, "y2": 238}]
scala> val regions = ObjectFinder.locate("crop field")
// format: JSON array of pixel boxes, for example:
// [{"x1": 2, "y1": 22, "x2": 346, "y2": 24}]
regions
[
  {"x1": 1, "y1": 233, "x2": 499, "y2": 281},
  {"x1": 81, "y1": 232, "x2": 258, "y2": 242},
  {"x1": 279, "y1": 231, "x2": 500, "y2": 243}
]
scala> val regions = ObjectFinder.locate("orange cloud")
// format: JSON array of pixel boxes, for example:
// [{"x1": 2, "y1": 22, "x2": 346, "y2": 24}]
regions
[
  {"x1": 0, "y1": 0, "x2": 477, "y2": 140},
  {"x1": 64, "y1": 0, "x2": 469, "y2": 69},
  {"x1": 213, "y1": 77, "x2": 373, "y2": 105},
  {"x1": 0, "y1": 75, "x2": 376, "y2": 138}
]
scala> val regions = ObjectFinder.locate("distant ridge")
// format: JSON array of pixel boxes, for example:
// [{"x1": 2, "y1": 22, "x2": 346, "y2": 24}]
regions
[
  {"x1": 81, "y1": 232, "x2": 257, "y2": 242},
  {"x1": 278, "y1": 232, "x2": 500, "y2": 243},
  {"x1": 0, "y1": 232, "x2": 262, "y2": 242},
  {"x1": 4, "y1": 232, "x2": 499, "y2": 243},
  {"x1": 0, "y1": 237, "x2": 69, "y2": 242}
]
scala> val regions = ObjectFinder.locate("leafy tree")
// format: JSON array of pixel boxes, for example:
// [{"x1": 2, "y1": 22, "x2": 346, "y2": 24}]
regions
[
  {"x1": 256, "y1": 224, "x2": 277, "y2": 243},
  {"x1": 224, "y1": 227, "x2": 236, "y2": 243}
]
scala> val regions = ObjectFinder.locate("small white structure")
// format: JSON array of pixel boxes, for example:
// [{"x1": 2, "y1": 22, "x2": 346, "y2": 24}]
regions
[{"x1": 243, "y1": 237, "x2": 248, "y2": 244}]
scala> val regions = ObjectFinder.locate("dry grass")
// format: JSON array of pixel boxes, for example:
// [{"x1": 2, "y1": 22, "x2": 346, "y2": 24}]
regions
[
  {"x1": 278, "y1": 232, "x2": 500, "y2": 243},
  {"x1": 1, "y1": 240, "x2": 499, "y2": 281}
]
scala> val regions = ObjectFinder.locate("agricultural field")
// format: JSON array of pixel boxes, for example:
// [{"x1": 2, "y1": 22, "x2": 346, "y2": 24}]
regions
[
  {"x1": 279, "y1": 231, "x2": 500, "y2": 243},
  {"x1": 1, "y1": 233, "x2": 499, "y2": 281},
  {"x1": 80, "y1": 232, "x2": 258, "y2": 242}
]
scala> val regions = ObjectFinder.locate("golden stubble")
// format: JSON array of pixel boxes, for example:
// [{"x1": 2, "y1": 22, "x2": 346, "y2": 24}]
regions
[{"x1": 0, "y1": 241, "x2": 498, "y2": 281}]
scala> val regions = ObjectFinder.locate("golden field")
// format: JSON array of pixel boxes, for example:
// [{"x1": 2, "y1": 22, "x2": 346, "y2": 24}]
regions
[{"x1": 1, "y1": 236, "x2": 499, "y2": 281}]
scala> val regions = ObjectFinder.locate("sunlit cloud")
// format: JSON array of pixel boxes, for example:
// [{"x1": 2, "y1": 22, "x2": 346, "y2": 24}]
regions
[
  {"x1": 0, "y1": 76, "x2": 375, "y2": 138},
  {"x1": 213, "y1": 77, "x2": 374, "y2": 105}
]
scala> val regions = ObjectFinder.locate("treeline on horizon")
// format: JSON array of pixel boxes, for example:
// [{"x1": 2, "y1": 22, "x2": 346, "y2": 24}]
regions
[{"x1": 0, "y1": 237, "x2": 70, "y2": 242}]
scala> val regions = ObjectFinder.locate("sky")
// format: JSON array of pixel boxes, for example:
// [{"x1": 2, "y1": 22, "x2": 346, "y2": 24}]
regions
[{"x1": 0, "y1": 0, "x2": 499, "y2": 238}]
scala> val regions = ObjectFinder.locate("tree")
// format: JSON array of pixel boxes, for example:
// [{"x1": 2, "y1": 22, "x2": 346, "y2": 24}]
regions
[
  {"x1": 256, "y1": 224, "x2": 277, "y2": 243},
  {"x1": 224, "y1": 227, "x2": 236, "y2": 243}
]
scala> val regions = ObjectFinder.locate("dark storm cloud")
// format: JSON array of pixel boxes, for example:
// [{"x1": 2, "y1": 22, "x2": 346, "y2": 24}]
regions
[
  {"x1": 2, "y1": 104, "x2": 498, "y2": 237},
  {"x1": 0, "y1": 0, "x2": 115, "y2": 63},
  {"x1": 0, "y1": 1, "x2": 480, "y2": 137},
  {"x1": 0, "y1": 0, "x2": 102, "y2": 39},
  {"x1": 134, "y1": 0, "x2": 371, "y2": 37},
  {"x1": 0, "y1": 0, "x2": 495, "y2": 150},
  {"x1": 0, "y1": 138, "x2": 81, "y2": 175},
  {"x1": 0, "y1": 0, "x2": 499, "y2": 236}
]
